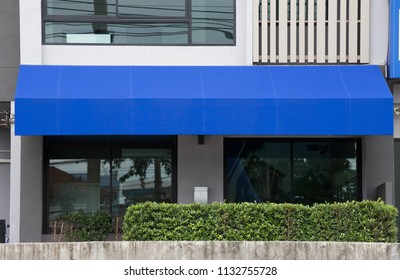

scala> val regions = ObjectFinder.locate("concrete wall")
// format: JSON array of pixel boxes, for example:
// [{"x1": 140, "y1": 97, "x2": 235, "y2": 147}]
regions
[
  {"x1": 19, "y1": 137, "x2": 43, "y2": 242},
  {"x1": 0, "y1": 0, "x2": 19, "y2": 101},
  {"x1": 362, "y1": 136, "x2": 395, "y2": 202},
  {"x1": 1, "y1": 241, "x2": 400, "y2": 260},
  {"x1": 177, "y1": 136, "x2": 224, "y2": 203},
  {"x1": 395, "y1": 141, "x2": 400, "y2": 239},
  {"x1": 0, "y1": 163, "x2": 10, "y2": 227},
  {"x1": 9, "y1": 130, "x2": 43, "y2": 242},
  {"x1": 0, "y1": 104, "x2": 10, "y2": 226}
]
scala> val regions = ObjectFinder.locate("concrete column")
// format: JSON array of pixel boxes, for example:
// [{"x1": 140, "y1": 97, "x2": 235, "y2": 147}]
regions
[
  {"x1": 9, "y1": 102, "x2": 21, "y2": 243},
  {"x1": 19, "y1": 0, "x2": 42, "y2": 64},
  {"x1": 19, "y1": 136, "x2": 43, "y2": 242},
  {"x1": 362, "y1": 136, "x2": 394, "y2": 202},
  {"x1": 245, "y1": 0, "x2": 254, "y2": 65},
  {"x1": 177, "y1": 136, "x2": 224, "y2": 203},
  {"x1": 9, "y1": 102, "x2": 43, "y2": 242}
]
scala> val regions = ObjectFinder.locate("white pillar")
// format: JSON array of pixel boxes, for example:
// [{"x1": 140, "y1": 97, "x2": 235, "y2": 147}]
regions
[{"x1": 9, "y1": 101, "x2": 21, "y2": 243}]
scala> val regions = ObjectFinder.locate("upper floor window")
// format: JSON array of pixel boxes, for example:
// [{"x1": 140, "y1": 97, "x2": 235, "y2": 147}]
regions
[{"x1": 43, "y1": 0, "x2": 235, "y2": 45}]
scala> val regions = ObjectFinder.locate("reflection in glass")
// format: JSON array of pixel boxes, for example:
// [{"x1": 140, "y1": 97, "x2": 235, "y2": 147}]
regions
[
  {"x1": 45, "y1": 22, "x2": 189, "y2": 44},
  {"x1": 47, "y1": 147, "x2": 173, "y2": 222},
  {"x1": 227, "y1": 142, "x2": 291, "y2": 203},
  {"x1": 47, "y1": 0, "x2": 116, "y2": 16},
  {"x1": 226, "y1": 140, "x2": 359, "y2": 204},
  {"x1": 293, "y1": 142, "x2": 358, "y2": 204},
  {"x1": 111, "y1": 149, "x2": 172, "y2": 217},
  {"x1": 48, "y1": 157, "x2": 110, "y2": 220},
  {"x1": 192, "y1": 0, "x2": 234, "y2": 44},
  {"x1": 119, "y1": 0, "x2": 186, "y2": 17}
]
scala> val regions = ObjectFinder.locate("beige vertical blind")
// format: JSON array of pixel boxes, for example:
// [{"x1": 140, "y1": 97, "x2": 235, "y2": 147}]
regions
[{"x1": 253, "y1": 0, "x2": 370, "y2": 64}]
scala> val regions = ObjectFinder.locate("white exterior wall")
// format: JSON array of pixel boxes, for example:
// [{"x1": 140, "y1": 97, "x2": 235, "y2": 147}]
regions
[{"x1": 369, "y1": 0, "x2": 389, "y2": 65}]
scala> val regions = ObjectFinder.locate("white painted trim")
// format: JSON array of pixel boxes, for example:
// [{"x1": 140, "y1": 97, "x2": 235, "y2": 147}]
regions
[
  {"x1": 270, "y1": 0, "x2": 277, "y2": 63},
  {"x1": 328, "y1": 0, "x2": 338, "y2": 63},
  {"x1": 298, "y1": 0, "x2": 306, "y2": 63},
  {"x1": 316, "y1": 0, "x2": 326, "y2": 63},
  {"x1": 252, "y1": 0, "x2": 260, "y2": 63},
  {"x1": 307, "y1": 0, "x2": 315, "y2": 62},
  {"x1": 278, "y1": 0, "x2": 288, "y2": 62},
  {"x1": 340, "y1": 0, "x2": 347, "y2": 62},
  {"x1": 360, "y1": 0, "x2": 370, "y2": 63},
  {"x1": 290, "y1": 0, "x2": 297, "y2": 62},
  {"x1": 261, "y1": 0, "x2": 268, "y2": 62},
  {"x1": 9, "y1": 101, "x2": 21, "y2": 243},
  {"x1": 349, "y1": 0, "x2": 359, "y2": 62}
]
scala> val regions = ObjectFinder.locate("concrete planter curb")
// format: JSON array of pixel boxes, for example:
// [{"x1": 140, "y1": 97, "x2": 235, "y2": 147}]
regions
[{"x1": 1, "y1": 241, "x2": 400, "y2": 260}]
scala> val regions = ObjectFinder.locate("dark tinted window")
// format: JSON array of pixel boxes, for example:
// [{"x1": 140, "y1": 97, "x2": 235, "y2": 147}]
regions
[
  {"x1": 44, "y1": 136, "x2": 176, "y2": 233},
  {"x1": 225, "y1": 139, "x2": 360, "y2": 204}
]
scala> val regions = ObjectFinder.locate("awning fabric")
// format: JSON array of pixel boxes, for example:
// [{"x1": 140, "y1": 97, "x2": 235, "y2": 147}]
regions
[{"x1": 15, "y1": 65, "x2": 393, "y2": 136}]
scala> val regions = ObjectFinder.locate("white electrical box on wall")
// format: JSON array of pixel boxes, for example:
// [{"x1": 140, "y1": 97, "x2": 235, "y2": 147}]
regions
[{"x1": 194, "y1": 186, "x2": 208, "y2": 204}]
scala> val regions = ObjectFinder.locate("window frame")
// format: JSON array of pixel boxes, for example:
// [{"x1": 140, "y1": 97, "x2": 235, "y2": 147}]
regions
[
  {"x1": 42, "y1": 135, "x2": 177, "y2": 234},
  {"x1": 223, "y1": 137, "x2": 362, "y2": 204},
  {"x1": 42, "y1": 0, "x2": 236, "y2": 46}
]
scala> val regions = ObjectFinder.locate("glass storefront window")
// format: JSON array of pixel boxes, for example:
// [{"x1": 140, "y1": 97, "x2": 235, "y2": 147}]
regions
[
  {"x1": 45, "y1": 137, "x2": 176, "y2": 233},
  {"x1": 111, "y1": 148, "x2": 173, "y2": 217},
  {"x1": 292, "y1": 142, "x2": 358, "y2": 204},
  {"x1": 225, "y1": 139, "x2": 360, "y2": 204},
  {"x1": 47, "y1": 147, "x2": 110, "y2": 221},
  {"x1": 226, "y1": 142, "x2": 291, "y2": 203}
]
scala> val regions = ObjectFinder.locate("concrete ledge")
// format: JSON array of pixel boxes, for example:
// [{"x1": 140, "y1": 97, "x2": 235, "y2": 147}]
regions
[{"x1": 1, "y1": 241, "x2": 400, "y2": 260}]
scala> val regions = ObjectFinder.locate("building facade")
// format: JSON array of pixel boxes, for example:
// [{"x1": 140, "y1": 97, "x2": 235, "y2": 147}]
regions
[{"x1": 1, "y1": 0, "x2": 398, "y2": 242}]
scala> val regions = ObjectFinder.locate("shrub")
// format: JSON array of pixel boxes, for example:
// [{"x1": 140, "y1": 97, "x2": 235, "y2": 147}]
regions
[
  {"x1": 57, "y1": 209, "x2": 112, "y2": 242},
  {"x1": 122, "y1": 200, "x2": 398, "y2": 242}
]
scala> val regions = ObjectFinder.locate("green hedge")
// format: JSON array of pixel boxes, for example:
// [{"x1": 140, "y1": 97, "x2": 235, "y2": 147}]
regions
[
  {"x1": 56, "y1": 209, "x2": 112, "y2": 242},
  {"x1": 122, "y1": 201, "x2": 398, "y2": 242}
]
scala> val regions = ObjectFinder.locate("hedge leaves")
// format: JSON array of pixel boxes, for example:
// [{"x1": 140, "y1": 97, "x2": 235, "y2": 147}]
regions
[{"x1": 123, "y1": 201, "x2": 398, "y2": 242}]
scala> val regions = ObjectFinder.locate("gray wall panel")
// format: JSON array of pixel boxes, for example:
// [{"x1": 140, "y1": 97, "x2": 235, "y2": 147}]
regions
[
  {"x1": 19, "y1": 136, "x2": 43, "y2": 242},
  {"x1": 177, "y1": 136, "x2": 224, "y2": 203},
  {"x1": 0, "y1": 0, "x2": 19, "y2": 102},
  {"x1": 0, "y1": 68, "x2": 18, "y2": 101},
  {"x1": 362, "y1": 136, "x2": 395, "y2": 201},
  {"x1": 0, "y1": 164, "x2": 10, "y2": 227}
]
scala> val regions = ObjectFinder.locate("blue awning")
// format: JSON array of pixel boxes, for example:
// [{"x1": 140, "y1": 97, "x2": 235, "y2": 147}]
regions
[{"x1": 15, "y1": 65, "x2": 393, "y2": 136}]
